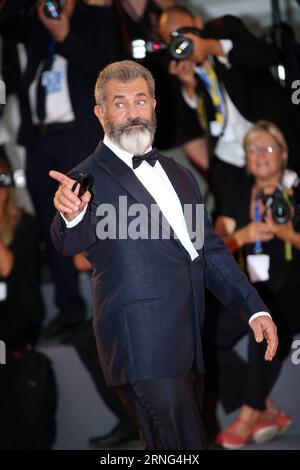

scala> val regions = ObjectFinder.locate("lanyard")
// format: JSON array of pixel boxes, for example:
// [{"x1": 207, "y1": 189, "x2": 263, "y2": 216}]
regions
[
  {"x1": 253, "y1": 198, "x2": 262, "y2": 254},
  {"x1": 283, "y1": 189, "x2": 293, "y2": 261},
  {"x1": 47, "y1": 37, "x2": 55, "y2": 68},
  {"x1": 196, "y1": 62, "x2": 225, "y2": 126}
]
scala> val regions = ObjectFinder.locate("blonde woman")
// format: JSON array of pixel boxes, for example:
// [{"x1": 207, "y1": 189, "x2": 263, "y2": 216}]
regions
[{"x1": 215, "y1": 121, "x2": 300, "y2": 449}]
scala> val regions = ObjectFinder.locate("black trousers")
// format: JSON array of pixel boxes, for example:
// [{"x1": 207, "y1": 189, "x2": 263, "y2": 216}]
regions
[
  {"x1": 72, "y1": 321, "x2": 136, "y2": 433},
  {"x1": 115, "y1": 373, "x2": 207, "y2": 450}
]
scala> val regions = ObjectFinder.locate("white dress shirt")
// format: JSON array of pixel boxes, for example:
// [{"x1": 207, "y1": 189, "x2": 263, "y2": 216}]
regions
[
  {"x1": 29, "y1": 55, "x2": 75, "y2": 125},
  {"x1": 61, "y1": 136, "x2": 271, "y2": 324}
]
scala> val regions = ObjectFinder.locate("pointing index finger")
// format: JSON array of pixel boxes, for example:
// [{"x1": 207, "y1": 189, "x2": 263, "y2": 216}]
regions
[{"x1": 49, "y1": 170, "x2": 75, "y2": 188}]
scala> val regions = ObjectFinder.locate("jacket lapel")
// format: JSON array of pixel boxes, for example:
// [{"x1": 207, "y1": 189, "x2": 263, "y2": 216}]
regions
[
  {"x1": 159, "y1": 155, "x2": 201, "y2": 247},
  {"x1": 158, "y1": 154, "x2": 197, "y2": 208}
]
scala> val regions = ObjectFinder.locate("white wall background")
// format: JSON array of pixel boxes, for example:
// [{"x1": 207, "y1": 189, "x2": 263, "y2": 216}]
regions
[{"x1": 187, "y1": 0, "x2": 300, "y2": 32}]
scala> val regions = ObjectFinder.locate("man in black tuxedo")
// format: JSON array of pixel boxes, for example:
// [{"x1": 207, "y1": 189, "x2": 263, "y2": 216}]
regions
[
  {"x1": 50, "y1": 60, "x2": 278, "y2": 449},
  {"x1": 158, "y1": 5, "x2": 300, "y2": 214}
]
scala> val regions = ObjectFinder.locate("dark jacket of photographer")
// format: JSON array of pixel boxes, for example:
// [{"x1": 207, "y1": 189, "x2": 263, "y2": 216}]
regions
[
  {"x1": 226, "y1": 174, "x2": 300, "y2": 298},
  {"x1": 0, "y1": 1, "x2": 119, "y2": 150},
  {"x1": 180, "y1": 15, "x2": 299, "y2": 172}
]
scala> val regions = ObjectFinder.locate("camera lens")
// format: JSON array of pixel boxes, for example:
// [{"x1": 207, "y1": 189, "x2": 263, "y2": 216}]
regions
[
  {"x1": 272, "y1": 199, "x2": 290, "y2": 224},
  {"x1": 169, "y1": 36, "x2": 193, "y2": 60}
]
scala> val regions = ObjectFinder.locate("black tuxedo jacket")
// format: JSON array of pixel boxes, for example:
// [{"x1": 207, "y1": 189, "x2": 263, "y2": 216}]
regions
[{"x1": 51, "y1": 142, "x2": 269, "y2": 387}]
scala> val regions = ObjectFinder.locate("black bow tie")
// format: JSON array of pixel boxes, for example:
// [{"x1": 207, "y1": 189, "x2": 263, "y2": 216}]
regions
[{"x1": 132, "y1": 148, "x2": 158, "y2": 170}]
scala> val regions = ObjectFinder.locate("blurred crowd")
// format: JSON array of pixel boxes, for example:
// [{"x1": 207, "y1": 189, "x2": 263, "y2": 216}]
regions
[{"x1": 0, "y1": 0, "x2": 300, "y2": 450}]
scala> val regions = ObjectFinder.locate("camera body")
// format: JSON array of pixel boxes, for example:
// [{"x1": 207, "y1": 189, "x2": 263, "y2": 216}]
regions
[
  {"x1": 258, "y1": 188, "x2": 291, "y2": 224},
  {"x1": 40, "y1": 0, "x2": 65, "y2": 19},
  {"x1": 0, "y1": 172, "x2": 13, "y2": 188},
  {"x1": 132, "y1": 27, "x2": 203, "y2": 61},
  {"x1": 0, "y1": 170, "x2": 26, "y2": 189},
  {"x1": 257, "y1": 181, "x2": 300, "y2": 224}
]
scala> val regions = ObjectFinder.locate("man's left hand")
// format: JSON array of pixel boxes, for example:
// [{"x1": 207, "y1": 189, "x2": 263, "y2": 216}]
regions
[
  {"x1": 250, "y1": 316, "x2": 278, "y2": 361},
  {"x1": 36, "y1": 3, "x2": 70, "y2": 43}
]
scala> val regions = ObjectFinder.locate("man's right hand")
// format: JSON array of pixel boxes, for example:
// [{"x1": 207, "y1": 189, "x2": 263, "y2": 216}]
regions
[{"x1": 49, "y1": 170, "x2": 91, "y2": 222}]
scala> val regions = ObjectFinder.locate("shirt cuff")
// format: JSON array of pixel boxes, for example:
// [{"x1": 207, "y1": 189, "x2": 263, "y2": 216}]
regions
[
  {"x1": 60, "y1": 204, "x2": 88, "y2": 228},
  {"x1": 217, "y1": 39, "x2": 233, "y2": 65},
  {"x1": 181, "y1": 88, "x2": 197, "y2": 109},
  {"x1": 249, "y1": 311, "x2": 272, "y2": 324}
]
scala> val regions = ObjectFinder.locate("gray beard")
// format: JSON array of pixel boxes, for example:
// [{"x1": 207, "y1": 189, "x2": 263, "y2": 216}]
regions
[
  {"x1": 104, "y1": 116, "x2": 156, "y2": 155},
  {"x1": 118, "y1": 128, "x2": 153, "y2": 155}
]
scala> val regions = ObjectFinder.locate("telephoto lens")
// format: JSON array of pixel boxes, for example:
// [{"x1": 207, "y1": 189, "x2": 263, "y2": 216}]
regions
[{"x1": 169, "y1": 34, "x2": 193, "y2": 60}]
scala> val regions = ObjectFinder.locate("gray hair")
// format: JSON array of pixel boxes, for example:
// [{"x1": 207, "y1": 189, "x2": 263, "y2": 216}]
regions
[{"x1": 94, "y1": 60, "x2": 155, "y2": 107}]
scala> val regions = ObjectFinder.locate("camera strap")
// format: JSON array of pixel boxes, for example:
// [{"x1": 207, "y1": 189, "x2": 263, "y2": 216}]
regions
[
  {"x1": 282, "y1": 189, "x2": 293, "y2": 261},
  {"x1": 255, "y1": 185, "x2": 293, "y2": 261},
  {"x1": 246, "y1": 197, "x2": 270, "y2": 283},
  {"x1": 36, "y1": 37, "x2": 55, "y2": 123},
  {"x1": 196, "y1": 62, "x2": 226, "y2": 130},
  {"x1": 253, "y1": 198, "x2": 263, "y2": 254}
]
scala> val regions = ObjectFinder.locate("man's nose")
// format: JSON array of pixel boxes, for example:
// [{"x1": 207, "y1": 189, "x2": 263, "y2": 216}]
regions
[{"x1": 126, "y1": 102, "x2": 141, "y2": 119}]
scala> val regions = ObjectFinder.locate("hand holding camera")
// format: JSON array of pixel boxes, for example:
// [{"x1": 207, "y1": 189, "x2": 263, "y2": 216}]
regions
[
  {"x1": 169, "y1": 60, "x2": 197, "y2": 99},
  {"x1": 264, "y1": 212, "x2": 295, "y2": 242},
  {"x1": 254, "y1": 183, "x2": 300, "y2": 243},
  {"x1": 236, "y1": 221, "x2": 274, "y2": 246},
  {"x1": 36, "y1": 1, "x2": 71, "y2": 42}
]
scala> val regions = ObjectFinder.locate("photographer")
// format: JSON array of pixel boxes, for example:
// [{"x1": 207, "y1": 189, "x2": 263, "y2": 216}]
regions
[
  {"x1": 158, "y1": 5, "x2": 300, "y2": 214},
  {"x1": 0, "y1": 0, "x2": 119, "y2": 338},
  {"x1": 212, "y1": 121, "x2": 300, "y2": 448},
  {"x1": 0, "y1": 157, "x2": 44, "y2": 350}
]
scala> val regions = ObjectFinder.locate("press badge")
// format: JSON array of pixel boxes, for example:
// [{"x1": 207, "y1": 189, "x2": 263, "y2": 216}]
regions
[
  {"x1": 246, "y1": 254, "x2": 270, "y2": 283},
  {"x1": 0, "y1": 282, "x2": 7, "y2": 301},
  {"x1": 42, "y1": 69, "x2": 62, "y2": 94}
]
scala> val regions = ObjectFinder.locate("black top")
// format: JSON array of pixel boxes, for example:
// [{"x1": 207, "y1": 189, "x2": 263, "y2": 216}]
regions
[
  {"x1": 0, "y1": 1, "x2": 119, "y2": 149},
  {"x1": 223, "y1": 175, "x2": 300, "y2": 294},
  {"x1": 114, "y1": 0, "x2": 161, "y2": 46},
  {"x1": 0, "y1": 212, "x2": 44, "y2": 350}
]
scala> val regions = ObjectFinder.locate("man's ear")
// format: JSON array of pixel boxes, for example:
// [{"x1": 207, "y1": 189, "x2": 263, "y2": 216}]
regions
[
  {"x1": 194, "y1": 16, "x2": 204, "y2": 30},
  {"x1": 94, "y1": 105, "x2": 104, "y2": 125},
  {"x1": 152, "y1": 98, "x2": 157, "y2": 110}
]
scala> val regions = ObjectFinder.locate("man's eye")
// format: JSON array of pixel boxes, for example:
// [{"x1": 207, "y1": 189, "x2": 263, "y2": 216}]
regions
[
  {"x1": 115, "y1": 103, "x2": 124, "y2": 109},
  {"x1": 137, "y1": 100, "x2": 146, "y2": 106}
]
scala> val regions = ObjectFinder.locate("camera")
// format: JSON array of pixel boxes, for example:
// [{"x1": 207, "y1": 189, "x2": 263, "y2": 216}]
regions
[
  {"x1": 0, "y1": 169, "x2": 26, "y2": 189},
  {"x1": 132, "y1": 27, "x2": 203, "y2": 61},
  {"x1": 258, "y1": 187, "x2": 291, "y2": 224},
  {"x1": 39, "y1": 0, "x2": 65, "y2": 19},
  {"x1": 71, "y1": 173, "x2": 90, "y2": 199},
  {"x1": 257, "y1": 180, "x2": 300, "y2": 224}
]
